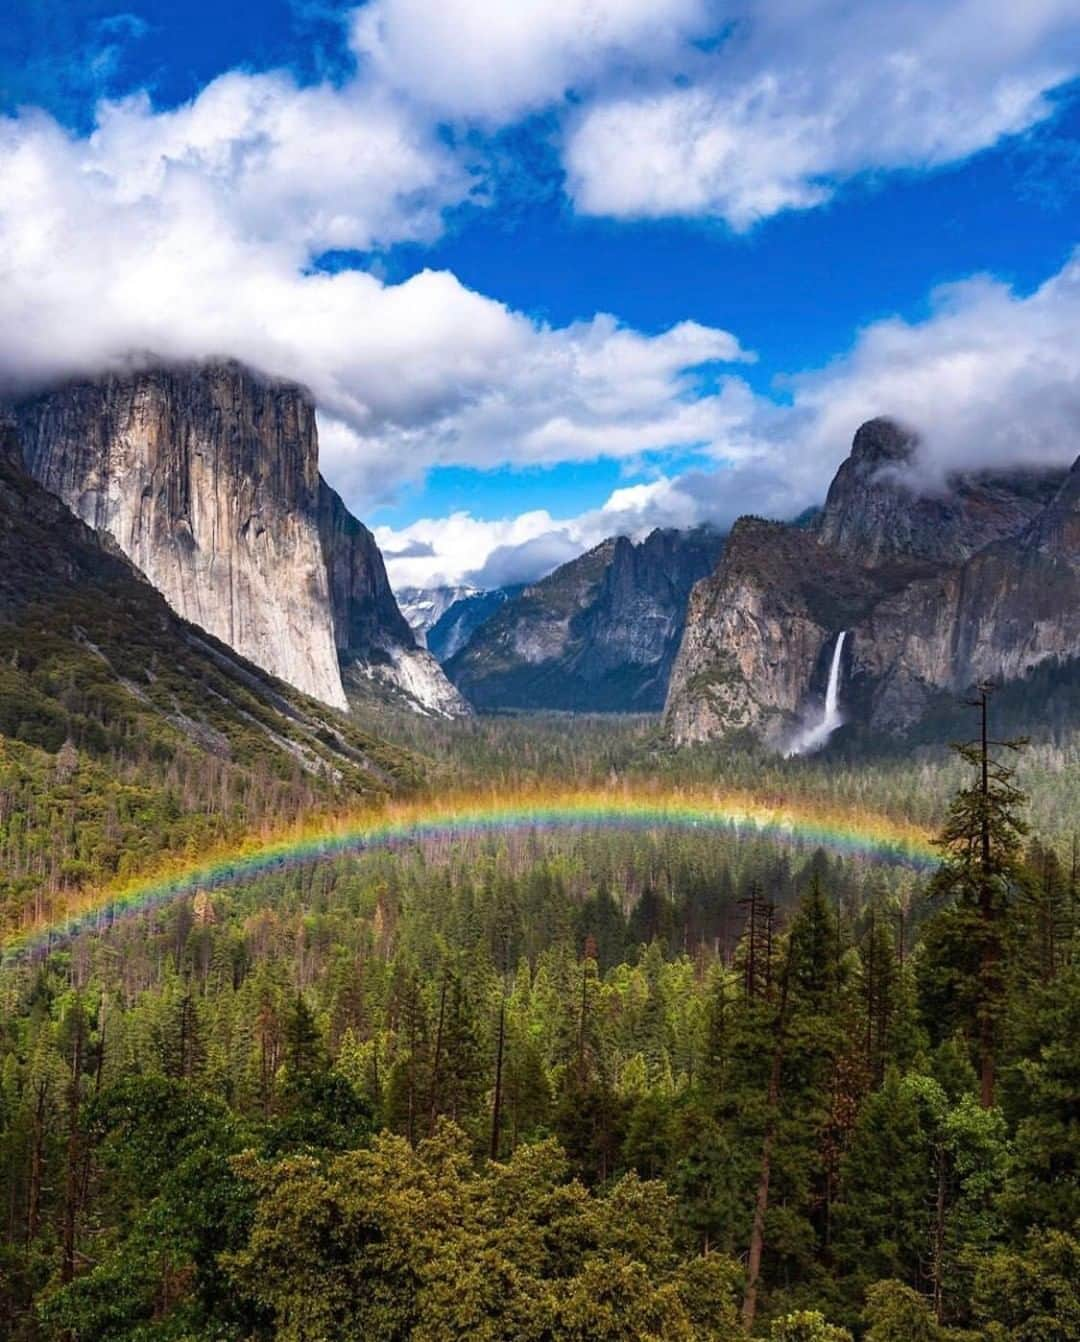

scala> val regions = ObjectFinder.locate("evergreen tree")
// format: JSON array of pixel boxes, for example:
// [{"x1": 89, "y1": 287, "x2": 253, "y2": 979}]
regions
[{"x1": 925, "y1": 686, "x2": 1028, "y2": 1107}]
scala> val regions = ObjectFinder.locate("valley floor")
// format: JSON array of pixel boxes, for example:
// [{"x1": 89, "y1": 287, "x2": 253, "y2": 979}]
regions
[{"x1": 1, "y1": 708, "x2": 1077, "y2": 1340}]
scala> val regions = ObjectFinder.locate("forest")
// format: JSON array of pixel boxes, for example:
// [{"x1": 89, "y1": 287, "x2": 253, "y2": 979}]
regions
[{"x1": 0, "y1": 706, "x2": 1078, "y2": 1340}]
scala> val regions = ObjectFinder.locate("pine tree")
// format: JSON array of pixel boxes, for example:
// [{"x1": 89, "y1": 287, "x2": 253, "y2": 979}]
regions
[{"x1": 927, "y1": 685, "x2": 1028, "y2": 1108}]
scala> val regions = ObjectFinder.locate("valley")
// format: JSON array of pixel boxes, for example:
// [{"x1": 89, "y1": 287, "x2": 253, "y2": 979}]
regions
[
  {"x1": 0, "y1": 366, "x2": 1077, "y2": 1342},
  {"x1": 4, "y1": 8, "x2": 1079, "y2": 1338}
]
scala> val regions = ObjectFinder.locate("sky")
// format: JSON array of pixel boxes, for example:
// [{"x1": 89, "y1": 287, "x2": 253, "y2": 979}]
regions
[{"x1": 2, "y1": 1, "x2": 1080, "y2": 591}]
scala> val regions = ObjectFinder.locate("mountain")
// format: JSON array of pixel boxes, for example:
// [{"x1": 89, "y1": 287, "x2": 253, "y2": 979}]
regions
[
  {"x1": 13, "y1": 361, "x2": 468, "y2": 719},
  {"x1": 0, "y1": 411, "x2": 420, "y2": 799},
  {"x1": 396, "y1": 585, "x2": 478, "y2": 645},
  {"x1": 665, "y1": 418, "x2": 1075, "y2": 748},
  {"x1": 426, "y1": 586, "x2": 521, "y2": 663},
  {"x1": 814, "y1": 417, "x2": 1060, "y2": 566},
  {"x1": 444, "y1": 528, "x2": 725, "y2": 712}
]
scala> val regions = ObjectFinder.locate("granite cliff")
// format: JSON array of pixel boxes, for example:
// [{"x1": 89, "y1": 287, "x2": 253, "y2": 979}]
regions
[
  {"x1": 666, "y1": 418, "x2": 1075, "y2": 747},
  {"x1": 0, "y1": 411, "x2": 420, "y2": 792},
  {"x1": 446, "y1": 528, "x2": 724, "y2": 711},
  {"x1": 13, "y1": 361, "x2": 467, "y2": 718}
]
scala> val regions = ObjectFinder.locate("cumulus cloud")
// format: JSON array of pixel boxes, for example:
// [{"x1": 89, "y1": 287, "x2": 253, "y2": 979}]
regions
[
  {"x1": 375, "y1": 510, "x2": 582, "y2": 589},
  {"x1": 377, "y1": 250, "x2": 1080, "y2": 588},
  {"x1": 348, "y1": 0, "x2": 1080, "y2": 229},
  {"x1": 3, "y1": 3, "x2": 1080, "y2": 598},
  {"x1": 565, "y1": 0, "x2": 1080, "y2": 228},
  {"x1": 0, "y1": 86, "x2": 750, "y2": 508},
  {"x1": 779, "y1": 255, "x2": 1080, "y2": 488},
  {"x1": 351, "y1": 0, "x2": 709, "y2": 122}
]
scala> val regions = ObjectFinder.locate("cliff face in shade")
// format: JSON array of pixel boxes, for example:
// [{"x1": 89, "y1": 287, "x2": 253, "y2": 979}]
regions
[
  {"x1": 317, "y1": 480, "x2": 471, "y2": 718},
  {"x1": 445, "y1": 528, "x2": 724, "y2": 712},
  {"x1": 14, "y1": 361, "x2": 468, "y2": 718},
  {"x1": 666, "y1": 418, "x2": 1076, "y2": 747},
  {"x1": 816, "y1": 417, "x2": 1064, "y2": 566},
  {"x1": 850, "y1": 453, "x2": 1080, "y2": 728}
]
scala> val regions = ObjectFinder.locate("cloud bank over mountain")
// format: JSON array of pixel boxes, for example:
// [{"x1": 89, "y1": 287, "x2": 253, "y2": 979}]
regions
[{"x1": 2, "y1": 0, "x2": 1079, "y2": 587}]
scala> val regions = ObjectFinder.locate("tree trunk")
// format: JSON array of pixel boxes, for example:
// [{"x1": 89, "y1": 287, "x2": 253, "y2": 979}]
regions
[
  {"x1": 490, "y1": 993, "x2": 506, "y2": 1161},
  {"x1": 26, "y1": 1079, "x2": 48, "y2": 1245},
  {"x1": 741, "y1": 946, "x2": 793, "y2": 1333},
  {"x1": 428, "y1": 976, "x2": 448, "y2": 1136},
  {"x1": 62, "y1": 1020, "x2": 85, "y2": 1284}
]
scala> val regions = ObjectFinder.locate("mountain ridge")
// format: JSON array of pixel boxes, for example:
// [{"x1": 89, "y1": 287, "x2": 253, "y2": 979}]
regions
[{"x1": 446, "y1": 527, "x2": 725, "y2": 712}]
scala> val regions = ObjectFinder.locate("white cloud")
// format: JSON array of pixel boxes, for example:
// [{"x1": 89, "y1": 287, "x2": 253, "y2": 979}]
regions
[
  {"x1": 3, "y1": 4, "x2": 1080, "y2": 602},
  {"x1": 782, "y1": 254, "x2": 1080, "y2": 487},
  {"x1": 377, "y1": 249, "x2": 1080, "y2": 588},
  {"x1": 375, "y1": 469, "x2": 746, "y2": 590},
  {"x1": 566, "y1": 0, "x2": 1080, "y2": 228},
  {"x1": 0, "y1": 91, "x2": 749, "y2": 509},
  {"x1": 375, "y1": 509, "x2": 582, "y2": 589},
  {"x1": 351, "y1": 0, "x2": 709, "y2": 122}
]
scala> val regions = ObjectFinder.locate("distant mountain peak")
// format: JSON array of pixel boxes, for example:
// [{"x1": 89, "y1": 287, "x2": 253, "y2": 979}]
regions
[
  {"x1": 816, "y1": 416, "x2": 1063, "y2": 567},
  {"x1": 445, "y1": 528, "x2": 724, "y2": 713}
]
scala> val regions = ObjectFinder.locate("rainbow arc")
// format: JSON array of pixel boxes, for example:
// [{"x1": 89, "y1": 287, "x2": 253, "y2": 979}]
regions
[{"x1": 0, "y1": 787, "x2": 938, "y2": 962}]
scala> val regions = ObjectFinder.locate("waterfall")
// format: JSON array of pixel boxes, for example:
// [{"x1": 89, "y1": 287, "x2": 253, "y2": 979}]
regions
[{"x1": 787, "y1": 630, "x2": 847, "y2": 756}]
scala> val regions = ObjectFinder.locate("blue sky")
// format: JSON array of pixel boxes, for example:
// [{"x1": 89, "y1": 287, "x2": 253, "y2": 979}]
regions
[{"x1": 3, "y1": 0, "x2": 1080, "y2": 587}]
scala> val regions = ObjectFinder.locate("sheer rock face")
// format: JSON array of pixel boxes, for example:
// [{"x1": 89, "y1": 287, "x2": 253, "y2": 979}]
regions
[
  {"x1": 14, "y1": 361, "x2": 468, "y2": 717},
  {"x1": 664, "y1": 519, "x2": 897, "y2": 746},
  {"x1": 445, "y1": 528, "x2": 724, "y2": 712},
  {"x1": 317, "y1": 480, "x2": 470, "y2": 718},
  {"x1": 666, "y1": 419, "x2": 1078, "y2": 747}
]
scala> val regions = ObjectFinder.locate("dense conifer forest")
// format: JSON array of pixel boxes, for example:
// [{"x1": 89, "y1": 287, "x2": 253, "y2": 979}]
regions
[{"x1": 1, "y1": 705, "x2": 1078, "y2": 1339}]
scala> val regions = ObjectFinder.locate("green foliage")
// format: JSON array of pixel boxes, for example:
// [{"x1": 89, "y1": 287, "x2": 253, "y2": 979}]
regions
[
  {"x1": 972, "y1": 1230, "x2": 1080, "y2": 1341},
  {"x1": 227, "y1": 1121, "x2": 743, "y2": 1341},
  {"x1": 861, "y1": 1281, "x2": 940, "y2": 1342},
  {"x1": 768, "y1": 1309, "x2": 852, "y2": 1341},
  {"x1": 1, "y1": 715, "x2": 1077, "y2": 1339}
]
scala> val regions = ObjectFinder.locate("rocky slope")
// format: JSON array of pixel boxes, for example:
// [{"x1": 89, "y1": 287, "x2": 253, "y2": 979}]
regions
[
  {"x1": 445, "y1": 528, "x2": 724, "y2": 712},
  {"x1": 317, "y1": 484, "x2": 469, "y2": 717},
  {"x1": 666, "y1": 418, "x2": 1075, "y2": 747},
  {"x1": 13, "y1": 361, "x2": 467, "y2": 718},
  {"x1": 0, "y1": 412, "x2": 420, "y2": 794}
]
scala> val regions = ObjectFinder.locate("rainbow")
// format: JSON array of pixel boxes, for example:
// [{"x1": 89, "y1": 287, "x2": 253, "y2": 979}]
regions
[{"x1": 0, "y1": 787, "x2": 939, "y2": 963}]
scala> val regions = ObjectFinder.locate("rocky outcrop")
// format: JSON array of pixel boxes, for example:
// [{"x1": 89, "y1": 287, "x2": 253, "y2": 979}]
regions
[
  {"x1": 665, "y1": 519, "x2": 891, "y2": 745},
  {"x1": 14, "y1": 361, "x2": 468, "y2": 717},
  {"x1": 446, "y1": 528, "x2": 724, "y2": 711},
  {"x1": 16, "y1": 361, "x2": 346, "y2": 706},
  {"x1": 666, "y1": 419, "x2": 1078, "y2": 748}
]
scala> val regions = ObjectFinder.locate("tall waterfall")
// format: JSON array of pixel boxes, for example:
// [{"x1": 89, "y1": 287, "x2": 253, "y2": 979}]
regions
[{"x1": 787, "y1": 630, "x2": 847, "y2": 756}]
